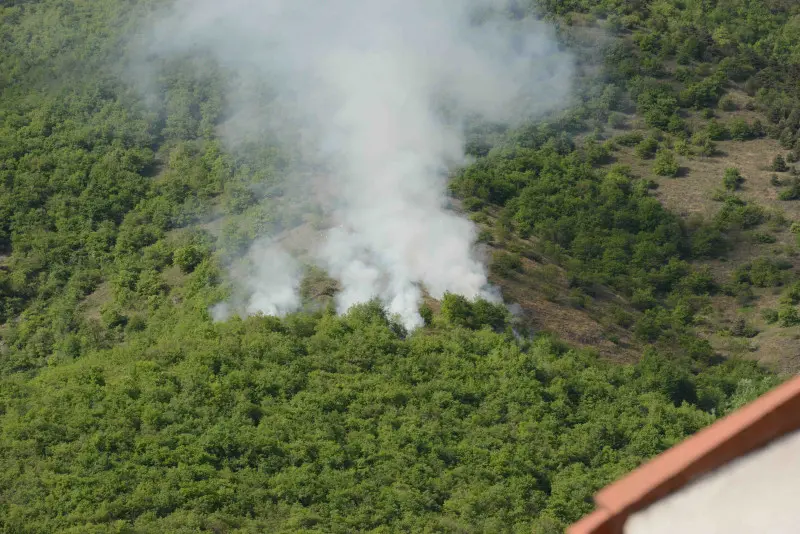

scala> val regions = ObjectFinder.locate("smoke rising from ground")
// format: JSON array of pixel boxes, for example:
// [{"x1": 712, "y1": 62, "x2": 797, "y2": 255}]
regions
[{"x1": 143, "y1": 0, "x2": 573, "y2": 328}]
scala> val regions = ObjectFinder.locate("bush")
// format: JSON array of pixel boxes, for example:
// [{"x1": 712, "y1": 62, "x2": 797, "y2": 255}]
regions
[
  {"x1": 674, "y1": 139, "x2": 691, "y2": 156},
  {"x1": 418, "y1": 302, "x2": 433, "y2": 326},
  {"x1": 778, "y1": 179, "x2": 800, "y2": 200},
  {"x1": 653, "y1": 149, "x2": 679, "y2": 177},
  {"x1": 749, "y1": 232, "x2": 776, "y2": 244},
  {"x1": 100, "y1": 305, "x2": 128, "y2": 329},
  {"x1": 490, "y1": 251, "x2": 523, "y2": 276},
  {"x1": 440, "y1": 293, "x2": 508, "y2": 331},
  {"x1": 715, "y1": 198, "x2": 765, "y2": 230},
  {"x1": 705, "y1": 119, "x2": 729, "y2": 141},
  {"x1": 778, "y1": 305, "x2": 800, "y2": 327},
  {"x1": 616, "y1": 131, "x2": 644, "y2": 146},
  {"x1": 718, "y1": 95, "x2": 737, "y2": 111},
  {"x1": 691, "y1": 132, "x2": 717, "y2": 156},
  {"x1": 730, "y1": 318, "x2": 758, "y2": 338},
  {"x1": 733, "y1": 258, "x2": 787, "y2": 288},
  {"x1": 722, "y1": 168, "x2": 744, "y2": 191},
  {"x1": 607, "y1": 112, "x2": 627, "y2": 129},
  {"x1": 635, "y1": 136, "x2": 660, "y2": 159},
  {"x1": 729, "y1": 118, "x2": 751, "y2": 141},
  {"x1": 772, "y1": 154, "x2": 789, "y2": 172},
  {"x1": 762, "y1": 308, "x2": 779, "y2": 324}
]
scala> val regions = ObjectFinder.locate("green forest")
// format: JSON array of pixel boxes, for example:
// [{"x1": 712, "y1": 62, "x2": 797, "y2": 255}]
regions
[{"x1": 1, "y1": 0, "x2": 799, "y2": 532}]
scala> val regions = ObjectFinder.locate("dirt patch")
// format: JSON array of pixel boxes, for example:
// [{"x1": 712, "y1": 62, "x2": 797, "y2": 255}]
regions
[
  {"x1": 488, "y1": 250, "x2": 640, "y2": 362},
  {"x1": 80, "y1": 282, "x2": 112, "y2": 321}
]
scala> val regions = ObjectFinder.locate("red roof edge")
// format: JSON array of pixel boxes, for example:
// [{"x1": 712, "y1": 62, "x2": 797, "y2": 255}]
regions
[{"x1": 567, "y1": 375, "x2": 800, "y2": 534}]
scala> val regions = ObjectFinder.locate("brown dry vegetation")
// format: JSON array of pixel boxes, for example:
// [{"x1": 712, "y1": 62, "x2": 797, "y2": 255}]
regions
[{"x1": 490, "y1": 253, "x2": 641, "y2": 362}]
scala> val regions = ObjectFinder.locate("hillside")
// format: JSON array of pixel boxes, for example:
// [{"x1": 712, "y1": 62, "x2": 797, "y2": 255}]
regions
[{"x1": 1, "y1": 0, "x2": 799, "y2": 532}]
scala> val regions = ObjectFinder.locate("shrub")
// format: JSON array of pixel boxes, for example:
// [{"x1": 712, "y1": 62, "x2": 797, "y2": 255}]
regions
[
  {"x1": 778, "y1": 305, "x2": 800, "y2": 327},
  {"x1": 772, "y1": 154, "x2": 789, "y2": 172},
  {"x1": 440, "y1": 292, "x2": 508, "y2": 331},
  {"x1": 653, "y1": 149, "x2": 679, "y2": 177},
  {"x1": 730, "y1": 318, "x2": 758, "y2": 338},
  {"x1": 607, "y1": 112, "x2": 627, "y2": 129},
  {"x1": 778, "y1": 179, "x2": 800, "y2": 200},
  {"x1": 635, "y1": 136, "x2": 660, "y2": 159},
  {"x1": 781, "y1": 281, "x2": 800, "y2": 306},
  {"x1": 616, "y1": 131, "x2": 644, "y2": 146},
  {"x1": 705, "y1": 119, "x2": 729, "y2": 140},
  {"x1": 691, "y1": 132, "x2": 717, "y2": 156},
  {"x1": 718, "y1": 95, "x2": 737, "y2": 111},
  {"x1": 100, "y1": 305, "x2": 128, "y2": 329},
  {"x1": 722, "y1": 168, "x2": 744, "y2": 190},
  {"x1": 715, "y1": 198, "x2": 765, "y2": 230},
  {"x1": 418, "y1": 302, "x2": 433, "y2": 326},
  {"x1": 733, "y1": 258, "x2": 787, "y2": 288},
  {"x1": 674, "y1": 139, "x2": 691, "y2": 156},
  {"x1": 729, "y1": 118, "x2": 751, "y2": 141},
  {"x1": 490, "y1": 251, "x2": 523, "y2": 276},
  {"x1": 749, "y1": 232, "x2": 776, "y2": 244},
  {"x1": 762, "y1": 308, "x2": 779, "y2": 324}
]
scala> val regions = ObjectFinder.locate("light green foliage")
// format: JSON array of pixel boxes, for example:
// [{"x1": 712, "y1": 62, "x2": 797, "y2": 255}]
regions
[
  {"x1": 2, "y1": 0, "x2": 799, "y2": 530},
  {"x1": 0, "y1": 306, "x2": 779, "y2": 532},
  {"x1": 653, "y1": 149, "x2": 679, "y2": 177}
]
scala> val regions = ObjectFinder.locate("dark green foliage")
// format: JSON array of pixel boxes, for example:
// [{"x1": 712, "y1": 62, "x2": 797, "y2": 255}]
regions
[
  {"x1": 616, "y1": 131, "x2": 644, "y2": 147},
  {"x1": 733, "y1": 258, "x2": 790, "y2": 288},
  {"x1": 174, "y1": 244, "x2": 207, "y2": 273},
  {"x1": 723, "y1": 167, "x2": 744, "y2": 191},
  {"x1": 714, "y1": 197, "x2": 765, "y2": 230},
  {"x1": 778, "y1": 305, "x2": 800, "y2": 327},
  {"x1": 729, "y1": 318, "x2": 758, "y2": 338},
  {"x1": 634, "y1": 136, "x2": 660, "y2": 159},
  {"x1": 0, "y1": 307, "x2": 779, "y2": 533},
  {"x1": 418, "y1": 302, "x2": 434, "y2": 326},
  {"x1": 762, "y1": 308, "x2": 780, "y2": 324},
  {"x1": 491, "y1": 251, "x2": 524, "y2": 276},
  {"x1": 729, "y1": 118, "x2": 752, "y2": 141},
  {"x1": 778, "y1": 178, "x2": 800, "y2": 200},
  {"x1": 440, "y1": 292, "x2": 509, "y2": 332},
  {"x1": 1, "y1": 0, "x2": 797, "y2": 531},
  {"x1": 749, "y1": 231, "x2": 777, "y2": 244},
  {"x1": 705, "y1": 119, "x2": 730, "y2": 141},
  {"x1": 772, "y1": 154, "x2": 789, "y2": 172}
]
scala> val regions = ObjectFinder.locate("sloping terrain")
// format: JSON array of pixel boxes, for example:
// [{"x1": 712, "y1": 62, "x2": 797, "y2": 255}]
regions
[{"x1": 2, "y1": 0, "x2": 800, "y2": 532}]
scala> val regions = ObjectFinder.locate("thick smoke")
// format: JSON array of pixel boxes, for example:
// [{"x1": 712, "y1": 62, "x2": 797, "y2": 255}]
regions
[{"x1": 143, "y1": 0, "x2": 573, "y2": 329}]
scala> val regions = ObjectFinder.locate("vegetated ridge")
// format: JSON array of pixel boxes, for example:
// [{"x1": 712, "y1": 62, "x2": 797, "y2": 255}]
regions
[{"x1": 1, "y1": 0, "x2": 799, "y2": 532}]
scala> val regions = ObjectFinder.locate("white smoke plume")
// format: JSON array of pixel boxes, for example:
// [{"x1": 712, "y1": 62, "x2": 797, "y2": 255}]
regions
[{"x1": 142, "y1": 0, "x2": 573, "y2": 328}]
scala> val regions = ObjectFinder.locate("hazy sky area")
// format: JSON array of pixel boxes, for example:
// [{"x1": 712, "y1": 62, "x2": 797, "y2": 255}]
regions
[{"x1": 142, "y1": 0, "x2": 574, "y2": 328}]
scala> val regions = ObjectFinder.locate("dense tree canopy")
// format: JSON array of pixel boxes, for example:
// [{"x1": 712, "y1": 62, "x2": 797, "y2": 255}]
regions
[{"x1": 2, "y1": 0, "x2": 799, "y2": 532}]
